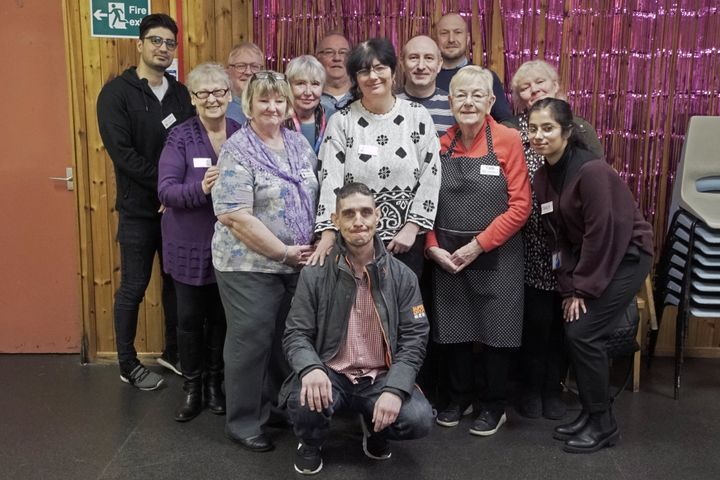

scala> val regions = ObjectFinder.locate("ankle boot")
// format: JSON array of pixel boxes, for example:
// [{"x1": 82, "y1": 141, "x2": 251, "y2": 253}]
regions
[
  {"x1": 563, "y1": 410, "x2": 618, "y2": 453},
  {"x1": 205, "y1": 372, "x2": 226, "y2": 415},
  {"x1": 175, "y1": 377, "x2": 203, "y2": 422},
  {"x1": 553, "y1": 410, "x2": 589, "y2": 440}
]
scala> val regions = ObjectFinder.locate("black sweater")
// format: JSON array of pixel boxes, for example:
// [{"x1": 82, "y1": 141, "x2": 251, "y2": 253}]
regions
[
  {"x1": 534, "y1": 144, "x2": 654, "y2": 298},
  {"x1": 97, "y1": 67, "x2": 194, "y2": 219}
]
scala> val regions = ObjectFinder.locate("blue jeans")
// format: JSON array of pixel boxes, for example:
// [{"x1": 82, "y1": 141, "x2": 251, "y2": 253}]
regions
[
  {"x1": 287, "y1": 369, "x2": 434, "y2": 447},
  {"x1": 114, "y1": 216, "x2": 178, "y2": 373}
]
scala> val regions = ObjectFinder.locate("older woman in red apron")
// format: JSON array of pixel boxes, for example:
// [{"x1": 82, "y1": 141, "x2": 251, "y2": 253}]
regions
[{"x1": 426, "y1": 66, "x2": 531, "y2": 436}]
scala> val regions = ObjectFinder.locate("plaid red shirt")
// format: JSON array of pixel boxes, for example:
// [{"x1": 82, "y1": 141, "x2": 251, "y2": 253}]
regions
[{"x1": 326, "y1": 261, "x2": 388, "y2": 383}]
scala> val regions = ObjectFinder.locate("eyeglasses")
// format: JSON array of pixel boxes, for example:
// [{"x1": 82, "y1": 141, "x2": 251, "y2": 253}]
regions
[
  {"x1": 192, "y1": 88, "x2": 230, "y2": 100},
  {"x1": 250, "y1": 71, "x2": 287, "y2": 84},
  {"x1": 452, "y1": 91, "x2": 490, "y2": 103},
  {"x1": 356, "y1": 64, "x2": 390, "y2": 78},
  {"x1": 143, "y1": 35, "x2": 178, "y2": 50},
  {"x1": 317, "y1": 48, "x2": 349, "y2": 58},
  {"x1": 228, "y1": 62, "x2": 263, "y2": 73}
]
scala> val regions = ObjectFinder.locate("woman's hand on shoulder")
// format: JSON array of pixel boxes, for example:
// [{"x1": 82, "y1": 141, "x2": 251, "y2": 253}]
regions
[
  {"x1": 387, "y1": 223, "x2": 420, "y2": 254},
  {"x1": 308, "y1": 230, "x2": 336, "y2": 266},
  {"x1": 201, "y1": 166, "x2": 219, "y2": 194},
  {"x1": 427, "y1": 247, "x2": 458, "y2": 274}
]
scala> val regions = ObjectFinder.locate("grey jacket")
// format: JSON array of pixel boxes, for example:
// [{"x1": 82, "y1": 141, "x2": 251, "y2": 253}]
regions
[{"x1": 280, "y1": 235, "x2": 429, "y2": 404}]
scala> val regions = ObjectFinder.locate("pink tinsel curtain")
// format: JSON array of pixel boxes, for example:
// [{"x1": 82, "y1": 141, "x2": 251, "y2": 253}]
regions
[{"x1": 253, "y1": 0, "x2": 720, "y2": 250}]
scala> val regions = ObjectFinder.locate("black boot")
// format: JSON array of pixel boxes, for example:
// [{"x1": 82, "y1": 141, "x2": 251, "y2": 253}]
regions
[
  {"x1": 205, "y1": 371, "x2": 226, "y2": 415},
  {"x1": 553, "y1": 410, "x2": 589, "y2": 440},
  {"x1": 175, "y1": 377, "x2": 203, "y2": 422},
  {"x1": 175, "y1": 330, "x2": 203, "y2": 422},
  {"x1": 563, "y1": 410, "x2": 618, "y2": 453}
]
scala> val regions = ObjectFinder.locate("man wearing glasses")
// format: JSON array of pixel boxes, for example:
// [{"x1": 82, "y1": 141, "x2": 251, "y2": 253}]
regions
[
  {"x1": 315, "y1": 33, "x2": 353, "y2": 118},
  {"x1": 97, "y1": 13, "x2": 194, "y2": 391},
  {"x1": 225, "y1": 42, "x2": 265, "y2": 124}
]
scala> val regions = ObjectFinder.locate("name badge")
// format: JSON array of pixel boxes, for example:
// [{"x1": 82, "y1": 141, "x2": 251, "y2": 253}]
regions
[
  {"x1": 552, "y1": 251, "x2": 562, "y2": 270},
  {"x1": 193, "y1": 157, "x2": 212, "y2": 168},
  {"x1": 358, "y1": 144, "x2": 379, "y2": 156},
  {"x1": 541, "y1": 201, "x2": 554, "y2": 215},
  {"x1": 300, "y1": 169, "x2": 314, "y2": 179},
  {"x1": 480, "y1": 164, "x2": 500, "y2": 176},
  {"x1": 162, "y1": 113, "x2": 177, "y2": 129}
]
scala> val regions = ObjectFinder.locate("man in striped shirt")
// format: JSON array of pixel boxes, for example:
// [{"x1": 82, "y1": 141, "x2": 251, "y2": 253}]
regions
[
  {"x1": 282, "y1": 183, "x2": 433, "y2": 475},
  {"x1": 397, "y1": 35, "x2": 454, "y2": 136}
]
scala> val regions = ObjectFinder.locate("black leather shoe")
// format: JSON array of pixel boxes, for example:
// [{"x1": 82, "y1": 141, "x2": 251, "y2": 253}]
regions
[
  {"x1": 232, "y1": 433, "x2": 275, "y2": 452},
  {"x1": 553, "y1": 410, "x2": 589, "y2": 440},
  {"x1": 174, "y1": 379, "x2": 202, "y2": 422},
  {"x1": 563, "y1": 411, "x2": 618, "y2": 454}
]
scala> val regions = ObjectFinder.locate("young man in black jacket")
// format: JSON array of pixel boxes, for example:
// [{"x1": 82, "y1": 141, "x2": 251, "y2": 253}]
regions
[
  {"x1": 282, "y1": 183, "x2": 434, "y2": 474},
  {"x1": 96, "y1": 13, "x2": 195, "y2": 390}
]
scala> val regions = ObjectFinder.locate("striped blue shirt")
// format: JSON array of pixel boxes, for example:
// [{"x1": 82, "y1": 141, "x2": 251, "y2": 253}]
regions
[{"x1": 397, "y1": 88, "x2": 454, "y2": 136}]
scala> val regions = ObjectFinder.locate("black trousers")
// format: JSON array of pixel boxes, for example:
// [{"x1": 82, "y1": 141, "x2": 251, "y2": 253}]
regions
[
  {"x1": 445, "y1": 342, "x2": 512, "y2": 413},
  {"x1": 520, "y1": 285, "x2": 565, "y2": 398},
  {"x1": 174, "y1": 280, "x2": 226, "y2": 378},
  {"x1": 565, "y1": 251, "x2": 652, "y2": 413},
  {"x1": 114, "y1": 216, "x2": 178, "y2": 373}
]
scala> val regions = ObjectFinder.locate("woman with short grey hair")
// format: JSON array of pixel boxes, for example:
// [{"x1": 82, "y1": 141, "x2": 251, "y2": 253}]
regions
[
  {"x1": 284, "y1": 55, "x2": 327, "y2": 153},
  {"x1": 158, "y1": 62, "x2": 241, "y2": 422}
]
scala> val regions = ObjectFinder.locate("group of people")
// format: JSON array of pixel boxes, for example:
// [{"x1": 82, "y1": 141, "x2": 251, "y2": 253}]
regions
[{"x1": 96, "y1": 11, "x2": 654, "y2": 475}]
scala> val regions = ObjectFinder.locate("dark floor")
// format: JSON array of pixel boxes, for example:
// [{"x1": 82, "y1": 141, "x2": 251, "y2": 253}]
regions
[{"x1": 1, "y1": 355, "x2": 719, "y2": 480}]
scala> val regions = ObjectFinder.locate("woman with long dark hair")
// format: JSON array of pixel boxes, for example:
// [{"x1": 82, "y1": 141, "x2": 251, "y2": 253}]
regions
[{"x1": 529, "y1": 98, "x2": 653, "y2": 453}]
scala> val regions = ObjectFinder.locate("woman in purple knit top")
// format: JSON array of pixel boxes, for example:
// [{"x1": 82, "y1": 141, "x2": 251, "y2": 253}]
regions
[
  {"x1": 529, "y1": 98, "x2": 653, "y2": 454},
  {"x1": 158, "y1": 63, "x2": 242, "y2": 422}
]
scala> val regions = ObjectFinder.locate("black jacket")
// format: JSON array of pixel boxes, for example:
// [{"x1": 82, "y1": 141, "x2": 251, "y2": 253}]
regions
[
  {"x1": 97, "y1": 67, "x2": 194, "y2": 219},
  {"x1": 280, "y1": 235, "x2": 429, "y2": 405}
]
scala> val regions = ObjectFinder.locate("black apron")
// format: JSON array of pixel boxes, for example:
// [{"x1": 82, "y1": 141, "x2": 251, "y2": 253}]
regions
[{"x1": 431, "y1": 123, "x2": 524, "y2": 346}]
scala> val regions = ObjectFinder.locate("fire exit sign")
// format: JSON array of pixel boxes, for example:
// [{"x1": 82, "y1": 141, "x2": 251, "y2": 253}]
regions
[{"x1": 90, "y1": 0, "x2": 152, "y2": 38}]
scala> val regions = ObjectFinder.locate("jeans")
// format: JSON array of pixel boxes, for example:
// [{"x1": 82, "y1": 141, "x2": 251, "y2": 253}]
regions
[
  {"x1": 287, "y1": 369, "x2": 434, "y2": 448},
  {"x1": 114, "y1": 216, "x2": 178, "y2": 373}
]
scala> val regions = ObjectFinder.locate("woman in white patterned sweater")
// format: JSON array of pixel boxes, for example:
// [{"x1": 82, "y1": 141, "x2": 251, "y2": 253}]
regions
[{"x1": 309, "y1": 38, "x2": 441, "y2": 277}]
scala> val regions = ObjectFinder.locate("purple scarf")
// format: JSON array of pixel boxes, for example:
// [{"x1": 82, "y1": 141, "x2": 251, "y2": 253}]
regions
[{"x1": 238, "y1": 126, "x2": 315, "y2": 245}]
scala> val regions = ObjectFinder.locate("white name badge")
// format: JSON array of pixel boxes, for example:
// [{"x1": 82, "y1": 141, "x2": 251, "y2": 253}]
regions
[
  {"x1": 480, "y1": 164, "x2": 500, "y2": 176},
  {"x1": 193, "y1": 157, "x2": 212, "y2": 168},
  {"x1": 300, "y1": 169, "x2": 314, "y2": 179},
  {"x1": 541, "y1": 201, "x2": 554, "y2": 215},
  {"x1": 358, "y1": 144, "x2": 379, "y2": 156},
  {"x1": 162, "y1": 113, "x2": 177, "y2": 129}
]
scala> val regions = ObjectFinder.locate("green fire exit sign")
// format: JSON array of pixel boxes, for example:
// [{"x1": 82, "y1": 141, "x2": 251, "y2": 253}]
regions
[{"x1": 90, "y1": 0, "x2": 152, "y2": 38}]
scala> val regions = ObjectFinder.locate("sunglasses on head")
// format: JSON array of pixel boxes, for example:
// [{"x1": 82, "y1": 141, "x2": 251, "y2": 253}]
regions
[{"x1": 250, "y1": 71, "x2": 287, "y2": 84}]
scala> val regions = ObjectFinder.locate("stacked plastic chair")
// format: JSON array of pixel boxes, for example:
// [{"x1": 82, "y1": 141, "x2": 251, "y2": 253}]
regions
[{"x1": 650, "y1": 116, "x2": 720, "y2": 400}]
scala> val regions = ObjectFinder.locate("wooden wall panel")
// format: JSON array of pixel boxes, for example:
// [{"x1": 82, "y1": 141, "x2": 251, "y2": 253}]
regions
[{"x1": 64, "y1": 0, "x2": 253, "y2": 361}]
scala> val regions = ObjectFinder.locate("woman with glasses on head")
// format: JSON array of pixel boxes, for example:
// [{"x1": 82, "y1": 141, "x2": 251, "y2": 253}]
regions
[
  {"x1": 427, "y1": 66, "x2": 531, "y2": 436},
  {"x1": 211, "y1": 70, "x2": 318, "y2": 452},
  {"x1": 158, "y1": 63, "x2": 241, "y2": 422},
  {"x1": 284, "y1": 55, "x2": 327, "y2": 154},
  {"x1": 507, "y1": 60, "x2": 603, "y2": 421},
  {"x1": 310, "y1": 37, "x2": 441, "y2": 278}
]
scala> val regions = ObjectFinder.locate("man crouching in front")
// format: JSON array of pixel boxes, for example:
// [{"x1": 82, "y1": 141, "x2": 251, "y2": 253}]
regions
[{"x1": 281, "y1": 182, "x2": 434, "y2": 475}]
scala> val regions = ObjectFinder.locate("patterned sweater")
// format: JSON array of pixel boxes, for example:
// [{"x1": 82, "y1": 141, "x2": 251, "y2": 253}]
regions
[{"x1": 315, "y1": 98, "x2": 441, "y2": 241}]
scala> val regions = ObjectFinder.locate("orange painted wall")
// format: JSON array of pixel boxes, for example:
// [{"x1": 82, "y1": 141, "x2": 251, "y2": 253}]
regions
[{"x1": 0, "y1": 1, "x2": 81, "y2": 352}]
